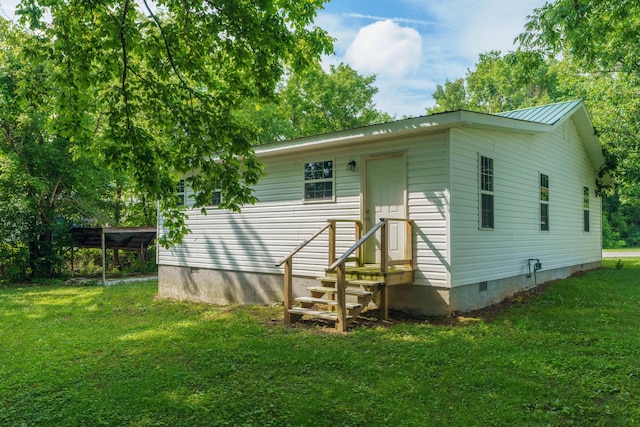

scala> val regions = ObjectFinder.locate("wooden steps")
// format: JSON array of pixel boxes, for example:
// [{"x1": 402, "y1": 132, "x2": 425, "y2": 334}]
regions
[
  {"x1": 295, "y1": 296, "x2": 363, "y2": 309},
  {"x1": 307, "y1": 285, "x2": 374, "y2": 297},
  {"x1": 288, "y1": 307, "x2": 354, "y2": 321},
  {"x1": 286, "y1": 264, "x2": 414, "y2": 330},
  {"x1": 279, "y1": 218, "x2": 416, "y2": 332}
]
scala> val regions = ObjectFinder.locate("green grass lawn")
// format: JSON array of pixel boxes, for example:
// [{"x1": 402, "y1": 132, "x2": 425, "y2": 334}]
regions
[{"x1": 1, "y1": 260, "x2": 639, "y2": 426}]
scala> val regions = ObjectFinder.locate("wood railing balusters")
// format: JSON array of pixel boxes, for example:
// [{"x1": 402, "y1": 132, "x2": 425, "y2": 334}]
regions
[
  {"x1": 283, "y1": 258, "x2": 294, "y2": 323},
  {"x1": 406, "y1": 220, "x2": 414, "y2": 269},
  {"x1": 277, "y1": 217, "x2": 414, "y2": 330},
  {"x1": 355, "y1": 221, "x2": 363, "y2": 266},
  {"x1": 381, "y1": 219, "x2": 389, "y2": 273},
  {"x1": 336, "y1": 263, "x2": 347, "y2": 332},
  {"x1": 328, "y1": 220, "x2": 336, "y2": 265}
]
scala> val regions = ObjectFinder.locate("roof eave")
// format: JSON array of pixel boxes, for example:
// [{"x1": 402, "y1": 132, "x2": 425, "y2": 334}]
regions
[
  {"x1": 254, "y1": 110, "x2": 551, "y2": 157},
  {"x1": 569, "y1": 104, "x2": 610, "y2": 182}
]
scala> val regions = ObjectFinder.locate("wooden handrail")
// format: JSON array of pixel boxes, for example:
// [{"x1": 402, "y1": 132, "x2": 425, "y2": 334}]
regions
[
  {"x1": 329, "y1": 218, "x2": 413, "y2": 331},
  {"x1": 327, "y1": 218, "x2": 412, "y2": 271},
  {"x1": 328, "y1": 219, "x2": 385, "y2": 271},
  {"x1": 277, "y1": 219, "x2": 362, "y2": 326},
  {"x1": 275, "y1": 222, "x2": 332, "y2": 267},
  {"x1": 278, "y1": 217, "x2": 411, "y2": 331}
]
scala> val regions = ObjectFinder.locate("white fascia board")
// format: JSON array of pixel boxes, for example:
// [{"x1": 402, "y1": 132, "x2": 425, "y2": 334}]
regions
[
  {"x1": 569, "y1": 105, "x2": 609, "y2": 176},
  {"x1": 254, "y1": 110, "x2": 551, "y2": 158}
]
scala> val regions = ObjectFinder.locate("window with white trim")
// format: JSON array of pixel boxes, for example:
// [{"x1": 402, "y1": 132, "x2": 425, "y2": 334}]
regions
[
  {"x1": 479, "y1": 155, "x2": 494, "y2": 229},
  {"x1": 176, "y1": 179, "x2": 185, "y2": 206},
  {"x1": 211, "y1": 190, "x2": 222, "y2": 207},
  {"x1": 540, "y1": 174, "x2": 549, "y2": 231},
  {"x1": 304, "y1": 161, "x2": 334, "y2": 201},
  {"x1": 583, "y1": 187, "x2": 590, "y2": 232}
]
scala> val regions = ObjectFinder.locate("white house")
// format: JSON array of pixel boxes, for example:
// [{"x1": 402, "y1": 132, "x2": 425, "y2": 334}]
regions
[{"x1": 157, "y1": 100, "x2": 608, "y2": 327}]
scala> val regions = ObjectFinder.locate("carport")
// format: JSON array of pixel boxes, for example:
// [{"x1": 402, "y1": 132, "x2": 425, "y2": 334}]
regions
[{"x1": 70, "y1": 226, "x2": 157, "y2": 284}]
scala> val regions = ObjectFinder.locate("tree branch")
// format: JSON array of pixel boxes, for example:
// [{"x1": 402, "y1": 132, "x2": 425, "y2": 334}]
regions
[
  {"x1": 49, "y1": 175, "x2": 64, "y2": 208},
  {"x1": 142, "y1": 0, "x2": 207, "y2": 103},
  {"x1": 120, "y1": 0, "x2": 132, "y2": 132}
]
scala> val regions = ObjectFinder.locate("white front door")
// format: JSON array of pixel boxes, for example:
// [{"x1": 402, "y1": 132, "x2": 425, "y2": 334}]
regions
[{"x1": 365, "y1": 154, "x2": 407, "y2": 264}]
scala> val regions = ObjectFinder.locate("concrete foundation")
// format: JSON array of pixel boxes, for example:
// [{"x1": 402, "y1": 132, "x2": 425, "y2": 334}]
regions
[
  {"x1": 158, "y1": 265, "x2": 315, "y2": 305},
  {"x1": 446, "y1": 261, "x2": 601, "y2": 314},
  {"x1": 158, "y1": 261, "x2": 601, "y2": 315}
]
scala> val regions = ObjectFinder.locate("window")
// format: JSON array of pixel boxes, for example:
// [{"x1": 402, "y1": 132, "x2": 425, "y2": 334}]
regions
[
  {"x1": 583, "y1": 187, "x2": 590, "y2": 232},
  {"x1": 540, "y1": 174, "x2": 549, "y2": 231},
  {"x1": 479, "y1": 156, "x2": 494, "y2": 229},
  {"x1": 211, "y1": 190, "x2": 222, "y2": 207},
  {"x1": 177, "y1": 179, "x2": 185, "y2": 206},
  {"x1": 304, "y1": 161, "x2": 334, "y2": 201}
]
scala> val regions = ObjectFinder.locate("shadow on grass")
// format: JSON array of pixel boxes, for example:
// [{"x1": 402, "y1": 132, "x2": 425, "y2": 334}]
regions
[{"x1": 1, "y1": 261, "x2": 639, "y2": 425}]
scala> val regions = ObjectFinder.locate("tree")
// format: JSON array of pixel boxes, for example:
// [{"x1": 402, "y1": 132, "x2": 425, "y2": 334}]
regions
[
  {"x1": 519, "y1": 0, "x2": 640, "y2": 76},
  {"x1": 423, "y1": 46, "x2": 640, "y2": 247},
  {"x1": 0, "y1": 21, "x2": 114, "y2": 278},
  {"x1": 427, "y1": 78, "x2": 470, "y2": 114},
  {"x1": 517, "y1": 0, "x2": 640, "y2": 245},
  {"x1": 428, "y1": 50, "x2": 563, "y2": 115},
  {"x1": 240, "y1": 63, "x2": 392, "y2": 143},
  {"x1": 518, "y1": 0, "x2": 640, "y2": 198},
  {"x1": 15, "y1": 0, "x2": 333, "y2": 245}
]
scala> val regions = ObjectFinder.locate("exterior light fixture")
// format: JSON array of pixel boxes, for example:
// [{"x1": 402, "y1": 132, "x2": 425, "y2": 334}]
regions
[{"x1": 347, "y1": 160, "x2": 356, "y2": 172}]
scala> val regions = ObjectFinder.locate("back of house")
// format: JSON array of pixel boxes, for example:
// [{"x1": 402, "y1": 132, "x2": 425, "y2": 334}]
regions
[{"x1": 157, "y1": 100, "x2": 607, "y2": 316}]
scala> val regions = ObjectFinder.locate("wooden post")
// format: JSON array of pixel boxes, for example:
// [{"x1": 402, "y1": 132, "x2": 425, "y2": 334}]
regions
[
  {"x1": 70, "y1": 245, "x2": 75, "y2": 277},
  {"x1": 379, "y1": 285, "x2": 389, "y2": 321},
  {"x1": 355, "y1": 221, "x2": 363, "y2": 266},
  {"x1": 380, "y1": 219, "x2": 388, "y2": 273},
  {"x1": 328, "y1": 220, "x2": 336, "y2": 266},
  {"x1": 283, "y1": 258, "x2": 293, "y2": 324},
  {"x1": 406, "y1": 220, "x2": 414, "y2": 268},
  {"x1": 140, "y1": 238, "x2": 145, "y2": 272},
  {"x1": 336, "y1": 263, "x2": 347, "y2": 332},
  {"x1": 101, "y1": 230, "x2": 106, "y2": 285}
]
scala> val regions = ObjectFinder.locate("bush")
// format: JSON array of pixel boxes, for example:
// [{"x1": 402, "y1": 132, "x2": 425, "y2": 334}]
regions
[
  {"x1": 0, "y1": 242, "x2": 30, "y2": 282},
  {"x1": 602, "y1": 214, "x2": 626, "y2": 248}
]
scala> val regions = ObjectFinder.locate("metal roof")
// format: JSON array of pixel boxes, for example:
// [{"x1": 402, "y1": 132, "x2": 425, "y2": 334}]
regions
[
  {"x1": 496, "y1": 100, "x2": 583, "y2": 125},
  {"x1": 70, "y1": 227, "x2": 156, "y2": 251}
]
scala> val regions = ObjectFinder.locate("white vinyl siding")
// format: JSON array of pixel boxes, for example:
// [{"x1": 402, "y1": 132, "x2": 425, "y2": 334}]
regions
[
  {"x1": 159, "y1": 112, "x2": 602, "y2": 295},
  {"x1": 158, "y1": 132, "x2": 450, "y2": 287},
  {"x1": 449, "y1": 119, "x2": 602, "y2": 287},
  {"x1": 406, "y1": 133, "x2": 450, "y2": 288}
]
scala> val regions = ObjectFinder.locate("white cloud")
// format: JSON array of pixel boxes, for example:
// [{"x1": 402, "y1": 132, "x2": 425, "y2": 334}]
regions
[
  {"x1": 409, "y1": 0, "x2": 544, "y2": 57},
  {"x1": 345, "y1": 20, "x2": 422, "y2": 78},
  {"x1": 317, "y1": 0, "x2": 547, "y2": 117},
  {"x1": 344, "y1": 13, "x2": 434, "y2": 26},
  {"x1": 345, "y1": 20, "x2": 422, "y2": 79}
]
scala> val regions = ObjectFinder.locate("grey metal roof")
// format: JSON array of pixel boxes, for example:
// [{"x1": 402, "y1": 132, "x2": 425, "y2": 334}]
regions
[{"x1": 496, "y1": 100, "x2": 583, "y2": 125}]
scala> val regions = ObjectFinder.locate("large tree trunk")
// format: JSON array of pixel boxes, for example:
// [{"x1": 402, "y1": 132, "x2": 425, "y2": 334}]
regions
[
  {"x1": 29, "y1": 230, "x2": 53, "y2": 278},
  {"x1": 112, "y1": 182, "x2": 123, "y2": 269}
]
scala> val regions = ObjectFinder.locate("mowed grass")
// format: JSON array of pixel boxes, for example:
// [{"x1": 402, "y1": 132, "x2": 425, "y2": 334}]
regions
[{"x1": 1, "y1": 260, "x2": 639, "y2": 426}]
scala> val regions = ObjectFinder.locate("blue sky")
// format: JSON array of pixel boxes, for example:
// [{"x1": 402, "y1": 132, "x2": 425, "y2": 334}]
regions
[
  {"x1": 1, "y1": 0, "x2": 547, "y2": 117},
  {"x1": 316, "y1": 0, "x2": 548, "y2": 117}
]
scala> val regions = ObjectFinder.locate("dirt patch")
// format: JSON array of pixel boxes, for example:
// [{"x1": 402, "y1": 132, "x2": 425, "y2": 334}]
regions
[{"x1": 280, "y1": 278, "x2": 564, "y2": 332}]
